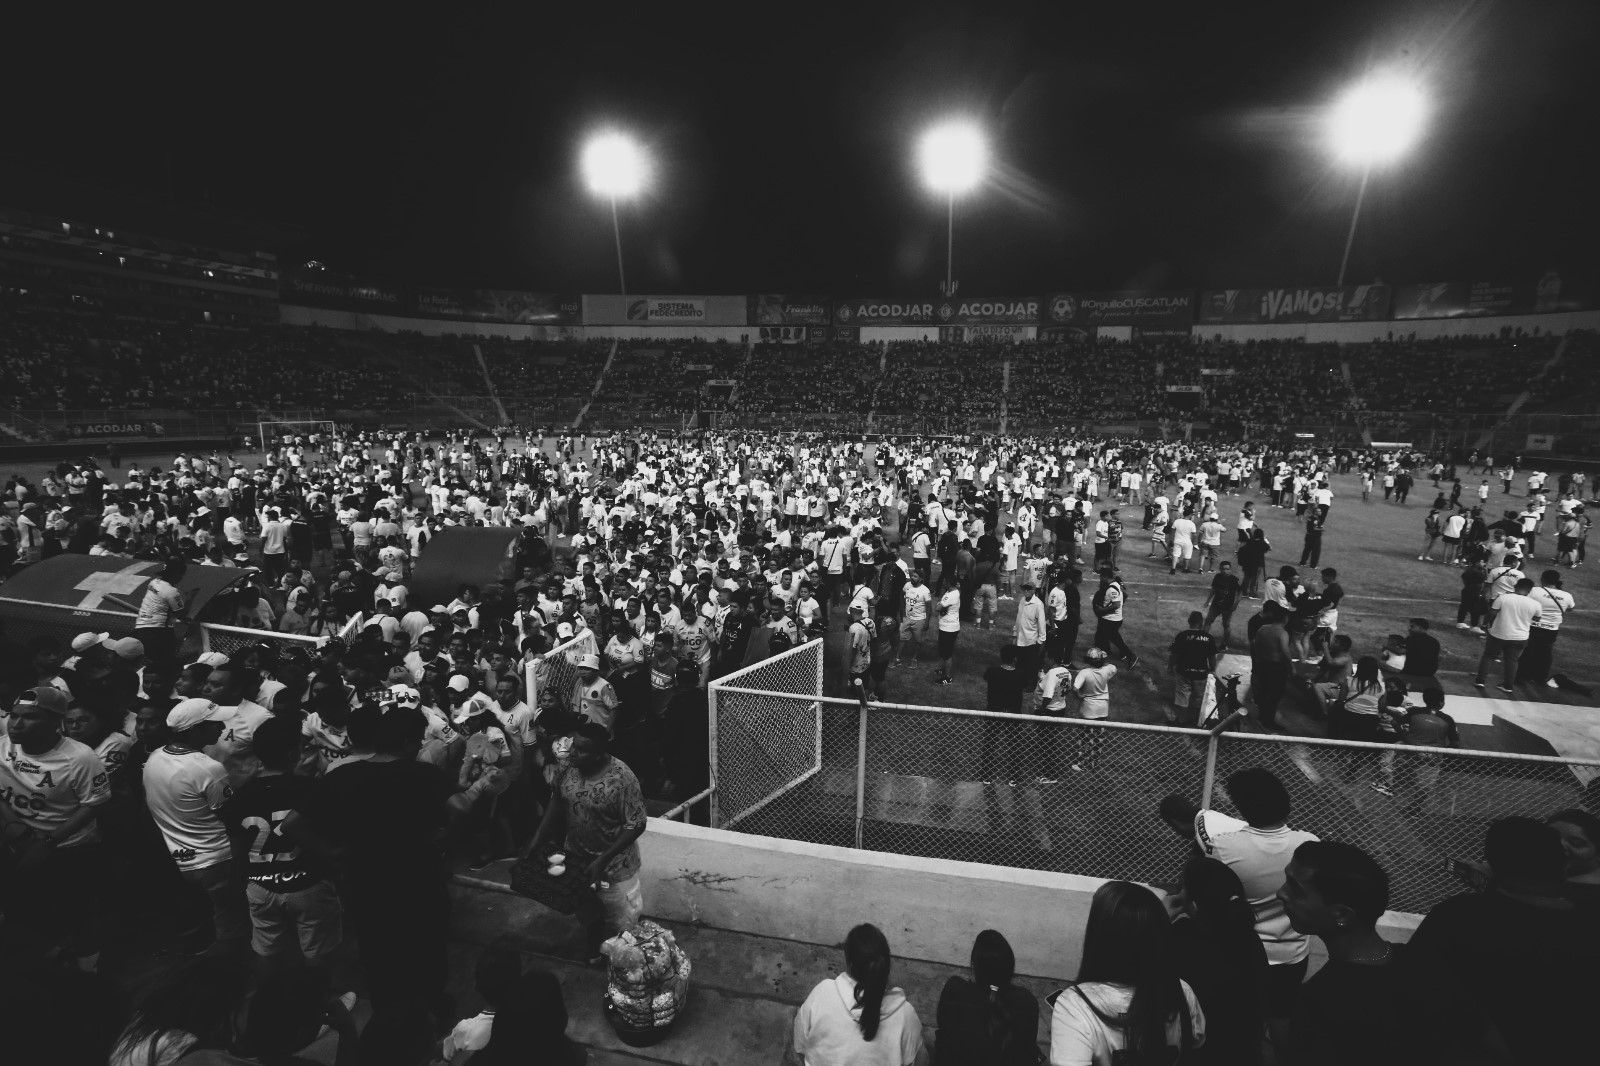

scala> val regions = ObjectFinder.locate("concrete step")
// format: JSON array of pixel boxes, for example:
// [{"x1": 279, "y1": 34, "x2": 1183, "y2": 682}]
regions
[{"x1": 449, "y1": 870, "x2": 1058, "y2": 1064}]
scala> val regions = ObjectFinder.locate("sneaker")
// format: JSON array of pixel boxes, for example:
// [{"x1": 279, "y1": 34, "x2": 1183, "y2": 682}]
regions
[
  {"x1": 1369, "y1": 782, "x2": 1394, "y2": 796},
  {"x1": 1474, "y1": 680, "x2": 1486, "y2": 690},
  {"x1": 1548, "y1": 678, "x2": 1560, "y2": 689},
  {"x1": 1471, "y1": 626, "x2": 1487, "y2": 635},
  {"x1": 1456, "y1": 622, "x2": 1470, "y2": 630},
  {"x1": 1418, "y1": 555, "x2": 1426, "y2": 561},
  {"x1": 939, "y1": 677, "x2": 953, "y2": 686},
  {"x1": 1035, "y1": 775, "x2": 1060, "y2": 785},
  {"x1": 1069, "y1": 763, "x2": 1084, "y2": 772},
  {"x1": 1498, "y1": 686, "x2": 1515, "y2": 695}
]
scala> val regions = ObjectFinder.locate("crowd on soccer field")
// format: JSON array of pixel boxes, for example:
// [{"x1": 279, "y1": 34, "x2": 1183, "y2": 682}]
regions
[{"x1": 0, "y1": 423, "x2": 1596, "y2": 1063}]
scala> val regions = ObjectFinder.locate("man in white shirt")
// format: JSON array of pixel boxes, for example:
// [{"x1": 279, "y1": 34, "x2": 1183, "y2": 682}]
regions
[
  {"x1": 1521, "y1": 569, "x2": 1574, "y2": 689},
  {"x1": 204, "y1": 664, "x2": 273, "y2": 768},
  {"x1": 144, "y1": 697, "x2": 250, "y2": 955},
  {"x1": 260, "y1": 509, "x2": 289, "y2": 582},
  {"x1": 1169, "y1": 514, "x2": 1197, "y2": 574},
  {"x1": 934, "y1": 579, "x2": 962, "y2": 685},
  {"x1": 1195, "y1": 768, "x2": 1319, "y2": 1039},
  {"x1": 1474, "y1": 577, "x2": 1542, "y2": 695},
  {"x1": 1012, "y1": 582, "x2": 1048, "y2": 681},
  {"x1": 897, "y1": 571, "x2": 933, "y2": 666}
]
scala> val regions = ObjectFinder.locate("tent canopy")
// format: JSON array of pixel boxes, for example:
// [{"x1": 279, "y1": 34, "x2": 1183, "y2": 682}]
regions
[
  {"x1": 0, "y1": 554, "x2": 254, "y2": 649},
  {"x1": 408, "y1": 527, "x2": 521, "y2": 609}
]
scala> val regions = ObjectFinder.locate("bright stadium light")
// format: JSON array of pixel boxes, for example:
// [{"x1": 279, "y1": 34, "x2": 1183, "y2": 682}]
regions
[
  {"x1": 580, "y1": 131, "x2": 650, "y2": 295},
  {"x1": 581, "y1": 132, "x2": 648, "y2": 198},
  {"x1": 917, "y1": 120, "x2": 988, "y2": 295},
  {"x1": 1326, "y1": 75, "x2": 1428, "y2": 286},
  {"x1": 1328, "y1": 75, "x2": 1428, "y2": 167}
]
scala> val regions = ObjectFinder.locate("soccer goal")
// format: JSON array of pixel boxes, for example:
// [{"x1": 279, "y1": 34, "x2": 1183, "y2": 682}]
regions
[{"x1": 257, "y1": 420, "x2": 337, "y2": 456}]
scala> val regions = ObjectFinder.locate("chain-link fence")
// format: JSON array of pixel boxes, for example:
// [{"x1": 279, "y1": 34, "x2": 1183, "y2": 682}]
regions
[
  {"x1": 1208, "y1": 732, "x2": 1600, "y2": 913},
  {"x1": 198, "y1": 613, "x2": 365, "y2": 663},
  {"x1": 526, "y1": 627, "x2": 599, "y2": 714},
  {"x1": 708, "y1": 638, "x2": 826, "y2": 830},
  {"x1": 705, "y1": 683, "x2": 1600, "y2": 915}
]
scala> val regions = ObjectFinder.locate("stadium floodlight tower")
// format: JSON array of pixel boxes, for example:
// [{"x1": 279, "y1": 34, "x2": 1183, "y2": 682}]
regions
[
  {"x1": 917, "y1": 120, "x2": 988, "y2": 297},
  {"x1": 581, "y1": 131, "x2": 649, "y2": 297},
  {"x1": 1327, "y1": 73, "x2": 1428, "y2": 287}
]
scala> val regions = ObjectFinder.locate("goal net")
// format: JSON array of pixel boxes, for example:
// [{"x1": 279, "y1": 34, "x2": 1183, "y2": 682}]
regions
[{"x1": 257, "y1": 420, "x2": 337, "y2": 456}]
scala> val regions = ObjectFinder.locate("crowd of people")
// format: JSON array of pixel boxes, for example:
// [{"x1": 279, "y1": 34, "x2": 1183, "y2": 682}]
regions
[
  {"x1": 11, "y1": 289, "x2": 1591, "y2": 445},
  {"x1": 0, "y1": 420, "x2": 1596, "y2": 1063}
]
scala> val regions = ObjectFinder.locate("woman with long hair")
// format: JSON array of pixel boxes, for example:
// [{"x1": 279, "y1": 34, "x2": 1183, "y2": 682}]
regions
[
  {"x1": 1049, "y1": 881, "x2": 1205, "y2": 1065},
  {"x1": 788, "y1": 922, "x2": 928, "y2": 1066},
  {"x1": 1330, "y1": 656, "x2": 1384, "y2": 742},
  {"x1": 933, "y1": 929, "x2": 1040, "y2": 1065},
  {"x1": 1169, "y1": 857, "x2": 1268, "y2": 1065},
  {"x1": 108, "y1": 956, "x2": 253, "y2": 1065}
]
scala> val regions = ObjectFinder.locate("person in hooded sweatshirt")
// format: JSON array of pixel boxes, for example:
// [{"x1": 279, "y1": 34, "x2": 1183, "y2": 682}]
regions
[{"x1": 788, "y1": 923, "x2": 928, "y2": 1066}]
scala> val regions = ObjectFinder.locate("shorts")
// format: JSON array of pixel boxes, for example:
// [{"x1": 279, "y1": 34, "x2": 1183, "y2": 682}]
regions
[
  {"x1": 1173, "y1": 673, "x2": 1208, "y2": 708},
  {"x1": 246, "y1": 878, "x2": 344, "y2": 961},
  {"x1": 900, "y1": 617, "x2": 928, "y2": 641},
  {"x1": 938, "y1": 630, "x2": 958, "y2": 657}
]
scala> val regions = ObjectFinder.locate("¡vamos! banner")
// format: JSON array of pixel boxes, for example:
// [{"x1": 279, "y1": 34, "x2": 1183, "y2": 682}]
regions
[{"x1": 1199, "y1": 285, "x2": 1391, "y2": 324}]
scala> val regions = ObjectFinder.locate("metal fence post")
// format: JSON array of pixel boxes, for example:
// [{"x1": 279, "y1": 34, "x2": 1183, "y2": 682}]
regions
[
  {"x1": 1200, "y1": 710, "x2": 1245, "y2": 811},
  {"x1": 854, "y1": 698, "x2": 869, "y2": 850},
  {"x1": 708, "y1": 681, "x2": 721, "y2": 828}
]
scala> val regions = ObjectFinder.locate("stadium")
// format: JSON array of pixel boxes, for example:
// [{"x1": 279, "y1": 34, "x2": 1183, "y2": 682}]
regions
[{"x1": 2, "y1": 4, "x2": 1598, "y2": 1064}]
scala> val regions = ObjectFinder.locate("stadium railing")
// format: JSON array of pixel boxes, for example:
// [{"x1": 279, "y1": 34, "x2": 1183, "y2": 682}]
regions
[
  {"x1": 702, "y1": 684, "x2": 1600, "y2": 916},
  {"x1": 199, "y1": 612, "x2": 365, "y2": 661},
  {"x1": 525, "y1": 627, "x2": 599, "y2": 714}
]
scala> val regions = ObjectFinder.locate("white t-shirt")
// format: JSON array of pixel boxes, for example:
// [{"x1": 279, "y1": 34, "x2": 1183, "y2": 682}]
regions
[
  {"x1": 903, "y1": 583, "x2": 932, "y2": 623},
  {"x1": 1527, "y1": 586, "x2": 1574, "y2": 632},
  {"x1": 0, "y1": 734, "x2": 109, "y2": 846},
  {"x1": 1488, "y1": 592, "x2": 1542, "y2": 642},
  {"x1": 214, "y1": 699, "x2": 273, "y2": 759},
  {"x1": 937, "y1": 588, "x2": 962, "y2": 632},
  {"x1": 1195, "y1": 810, "x2": 1319, "y2": 965},
  {"x1": 143, "y1": 746, "x2": 233, "y2": 870},
  {"x1": 1049, "y1": 980, "x2": 1206, "y2": 1066},
  {"x1": 1074, "y1": 664, "x2": 1115, "y2": 720}
]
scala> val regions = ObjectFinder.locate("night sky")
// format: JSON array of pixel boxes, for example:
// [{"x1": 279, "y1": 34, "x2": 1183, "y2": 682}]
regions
[{"x1": 3, "y1": 1, "x2": 1595, "y2": 296}]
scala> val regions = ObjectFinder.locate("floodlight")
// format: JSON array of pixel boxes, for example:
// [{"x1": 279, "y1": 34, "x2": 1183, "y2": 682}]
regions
[
  {"x1": 581, "y1": 132, "x2": 647, "y2": 199},
  {"x1": 918, "y1": 121, "x2": 988, "y2": 196},
  {"x1": 1328, "y1": 75, "x2": 1428, "y2": 167}
]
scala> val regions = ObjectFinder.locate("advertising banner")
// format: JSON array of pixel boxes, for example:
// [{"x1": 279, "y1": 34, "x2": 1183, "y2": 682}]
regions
[
  {"x1": 936, "y1": 297, "x2": 1040, "y2": 324},
  {"x1": 749, "y1": 294, "x2": 832, "y2": 325},
  {"x1": 1526, "y1": 433, "x2": 1556, "y2": 452},
  {"x1": 1199, "y1": 368, "x2": 1237, "y2": 377},
  {"x1": 627, "y1": 297, "x2": 706, "y2": 322},
  {"x1": 833, "y1": 299, "x2": 939, "y2": 326},
  {"x1": 1037, "y1": 325, "x2": 1096, "y2": 343},
  {"x1": 280, "y1": 269, "x2": 404, "y2": 313},
  {"x1": 1198, "y1": 285, "x2": 1390, "y2": 324},
  {"x1": 758, "y1": 325, "x2": 809, "y2": 343},
  {"x1": 1165, "y1": 385, "x2": 1204, "y2": 394},
  {"x1": 958, "y1": 324, "x2": 1034, "y2": 342},
  {"x1": 68, "y1": 420, "x2": 165, "y2": 439},
  {"x1": 1391, "y1": 281, "x2": 1528, "y2": 320},
  {"x1": 1042, "y1": 291, "x2": 1193, "y2": 328}
]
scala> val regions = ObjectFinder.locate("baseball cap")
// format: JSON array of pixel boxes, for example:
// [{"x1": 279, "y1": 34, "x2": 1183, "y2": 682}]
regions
[
  {"x1": 577, "y1": 652, "x2": 601, "y2": 670},
  {"x1": 556, "y1": 622, "x2": 576, "y2": 640},
  {"x1": 167, "y1": 698, "x2": 228, "y2": 731},
  {"x1": 452, "y1": 691, "x2": 495, "y2": 725},
  {"x1": 430, "y1": 604, "x2": 450, "y2": 614},
  {"x1": 189, "y1": 651, "x2": 231, "y2": 669},
  {"x1": 104, "y1": 637, "x2": 146, "y2": 661},
  {"x1": 447, "y1": 674, "x2": 472, "y2": 693},
  {"x1": 72, "y1": 631, "x2": 111, "y2": 653},
  {"x1": 14, "y1": 687, "x2": 69, "y2": 716}
]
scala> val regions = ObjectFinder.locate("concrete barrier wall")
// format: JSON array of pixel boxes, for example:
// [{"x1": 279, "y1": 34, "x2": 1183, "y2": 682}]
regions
[{"x1": 636, "y1": 819, "x2": 1421, "y2": 981}]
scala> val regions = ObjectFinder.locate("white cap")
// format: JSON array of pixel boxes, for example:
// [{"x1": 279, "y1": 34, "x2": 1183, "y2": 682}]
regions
[
  {"x1": 189, "y1": 651, "x2": 231, "y2": 669},
  {"x1": 104, "y1": 636, "x2": 145, "y2": 661},
  {"x1": 167, "y1": 698, "x2": 228, "y2": 731},
  {"x1": 556, "y1": 622, "x2": 576, "y2": 640},
  {"x1": 72, "y1": 631, "x2": 111, "y2": 653},
  {"x1": 447, "y1": 674, "x2": 472, "y2": 693},
  {"x1": 577, "y1": 652, "x2": 601, "y2": 670}
]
